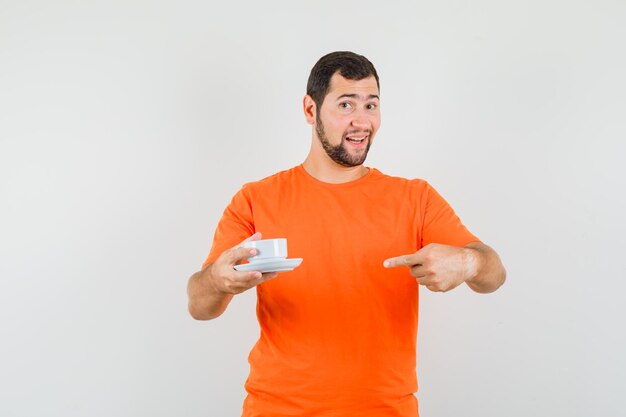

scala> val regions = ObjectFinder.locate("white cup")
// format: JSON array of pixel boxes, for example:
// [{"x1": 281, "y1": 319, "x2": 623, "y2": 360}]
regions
[{"x1": 242, "y1": 238, "x2": 288, "y2": 262}]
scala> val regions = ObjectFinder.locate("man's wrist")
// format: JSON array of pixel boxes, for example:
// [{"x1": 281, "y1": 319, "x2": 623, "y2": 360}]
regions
[
  {"x1": 463, "y1": 246, "x2": 482, "y2": 285},
  {"x1": 203, "y1": 263, "x2": 224, "y2": 296}
]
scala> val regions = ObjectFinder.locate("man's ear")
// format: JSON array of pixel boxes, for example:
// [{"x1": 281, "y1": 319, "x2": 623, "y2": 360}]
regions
[{"x1": 303, "y1": 95, "x2": 316, "y2": 125}]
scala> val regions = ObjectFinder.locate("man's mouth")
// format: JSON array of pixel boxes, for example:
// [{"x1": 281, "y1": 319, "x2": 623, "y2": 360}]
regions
[{"x1": 345, "y1": 134, "x2": 369, "y2": 144}]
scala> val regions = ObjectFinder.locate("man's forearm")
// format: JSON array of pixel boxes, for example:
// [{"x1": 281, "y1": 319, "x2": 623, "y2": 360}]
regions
[
  {"x1": 187, "y1": 265, "x2": 233, "y2": 320},
  {"x1": 464, "y1": 242, "x2": 506, "y2": 293}
]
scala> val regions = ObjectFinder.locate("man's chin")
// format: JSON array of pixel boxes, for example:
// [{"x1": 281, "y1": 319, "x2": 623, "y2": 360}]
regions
[
  {"x1": 345, "y1": 144, "x2": 370, "y2": 165},
  {"x1": 335, "y1": 151, "x2": 369, "y2": 167}
]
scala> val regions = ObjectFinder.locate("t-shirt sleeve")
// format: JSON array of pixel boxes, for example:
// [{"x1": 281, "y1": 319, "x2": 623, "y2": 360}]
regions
[
  {"x1": 202, "y1": 186, "x2": 256, "y2": 269},
  {"x1": 420, "y1": 182, "x2": 480, "y2": 248}
]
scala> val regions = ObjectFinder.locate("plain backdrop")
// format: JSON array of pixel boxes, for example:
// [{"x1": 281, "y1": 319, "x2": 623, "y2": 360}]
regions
[{"x1": 1, "y1": 1, "x2": 625, "y2": 416}]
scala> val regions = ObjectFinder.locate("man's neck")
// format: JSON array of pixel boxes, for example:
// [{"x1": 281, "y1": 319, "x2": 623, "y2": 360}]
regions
[{"x1": 302, "y1": 154, "x2": 369, "y2": 184}]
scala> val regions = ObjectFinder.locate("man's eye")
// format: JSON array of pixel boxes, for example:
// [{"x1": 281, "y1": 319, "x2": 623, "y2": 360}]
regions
[
  {"x1": 339, "y1": 102, "x2": 352, "y2": 109},
  {"x1": 367, "y1": 104, "x2": 377, "y2": 110}
]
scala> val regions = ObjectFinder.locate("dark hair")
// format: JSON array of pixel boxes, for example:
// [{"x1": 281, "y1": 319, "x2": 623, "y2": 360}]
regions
[{"x1": 306, "y1": 51, "x2": 380, "y2": 110}]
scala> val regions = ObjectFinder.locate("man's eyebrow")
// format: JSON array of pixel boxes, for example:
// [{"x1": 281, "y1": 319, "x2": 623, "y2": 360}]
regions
[{"x1": 335, "y1": 93, "x2": 380, "y2": 101}]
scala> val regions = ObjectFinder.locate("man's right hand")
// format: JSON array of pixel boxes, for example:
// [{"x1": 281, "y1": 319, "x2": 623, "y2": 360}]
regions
[
  {"x1": 208, "y1": 232, "x2": 279, "y2": 295},
  {"x1": 187, "y1": 232, "x2": 278, "y2": 320}
]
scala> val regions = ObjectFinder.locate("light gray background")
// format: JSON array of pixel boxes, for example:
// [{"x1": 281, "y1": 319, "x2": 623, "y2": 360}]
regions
[{"x1": 1, "y1": 1, "x2": 625, "y2": 416}]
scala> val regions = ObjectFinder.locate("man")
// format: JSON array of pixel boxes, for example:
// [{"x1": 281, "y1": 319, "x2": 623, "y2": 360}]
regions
[{"x1": 187, "y1": 51, "x2": 506, "y2": 417}]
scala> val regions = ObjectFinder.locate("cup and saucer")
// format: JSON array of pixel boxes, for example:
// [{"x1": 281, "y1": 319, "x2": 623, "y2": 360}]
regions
[{"x1": 234, "y1": 238, "x2": 303, "y2": 273}]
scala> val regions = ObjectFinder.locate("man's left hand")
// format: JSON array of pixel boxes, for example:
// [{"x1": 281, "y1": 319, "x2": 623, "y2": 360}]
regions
[{"x1": 383, "y1": 243, "x2": 479, "y2": 292}]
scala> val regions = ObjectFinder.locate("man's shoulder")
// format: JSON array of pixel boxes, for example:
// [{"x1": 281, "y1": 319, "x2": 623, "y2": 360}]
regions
[
  {"x1": 370, "y1": 167, "x2": 430, "y2": 190},
  {"x1": 240, "y1": 166, "x2": 300, "y2": 192}
]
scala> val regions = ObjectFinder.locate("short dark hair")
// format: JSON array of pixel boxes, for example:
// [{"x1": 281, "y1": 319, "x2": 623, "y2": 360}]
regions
[{"x1": 306, "y1": 51, "x2": 379, "y2": 110}]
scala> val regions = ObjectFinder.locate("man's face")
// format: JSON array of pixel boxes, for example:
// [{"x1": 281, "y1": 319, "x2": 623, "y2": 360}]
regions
[{"x1": 314, "y1": 73, "x2": 381, "y2": 167}]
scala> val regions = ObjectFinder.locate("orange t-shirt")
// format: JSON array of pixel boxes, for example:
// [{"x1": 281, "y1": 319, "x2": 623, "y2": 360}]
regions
[{"x1": 204, "y1": 165, "x2": 478, "y2": 417}]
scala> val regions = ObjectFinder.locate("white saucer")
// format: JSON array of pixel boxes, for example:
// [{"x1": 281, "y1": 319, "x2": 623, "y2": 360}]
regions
[{"x1": 234, "y1": 258, "x2": 303, "y2": 273}]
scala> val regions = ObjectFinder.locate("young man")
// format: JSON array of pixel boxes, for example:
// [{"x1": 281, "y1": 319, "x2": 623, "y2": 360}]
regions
[{"x1": 187, "y1": 51, "x2": 506, "y2": 417}]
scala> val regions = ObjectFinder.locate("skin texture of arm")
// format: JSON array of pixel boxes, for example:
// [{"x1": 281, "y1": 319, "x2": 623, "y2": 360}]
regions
[
  {"x1": 463, "y1": 241, "x2": 506, "y2": 293},
  {"x1": 383, "y1": 241, "x2": 506, "y2": 294},
  {"x1": 187, "y1": 265, "x2": 236, "y2": 320}
]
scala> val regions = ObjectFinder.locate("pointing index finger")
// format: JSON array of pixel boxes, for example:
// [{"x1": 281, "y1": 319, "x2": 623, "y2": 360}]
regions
[{"x1": 383, "y1": 254, "x2": 417, "y2": 268}]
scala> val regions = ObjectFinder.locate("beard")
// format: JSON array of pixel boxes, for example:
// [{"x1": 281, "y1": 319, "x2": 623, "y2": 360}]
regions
[{"x1": 315, "y1": 112, "x2": 372, "y2": 167}]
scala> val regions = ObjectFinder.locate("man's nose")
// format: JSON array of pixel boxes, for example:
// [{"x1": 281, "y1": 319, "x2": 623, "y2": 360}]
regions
[{"x1": 351, "y1": 116, "x2": 370, "y2": 129}]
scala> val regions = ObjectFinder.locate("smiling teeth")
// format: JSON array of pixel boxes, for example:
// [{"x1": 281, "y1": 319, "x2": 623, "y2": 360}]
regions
[{"x1": 347, "y1": 136, "x2": 366, "y2": 142}]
